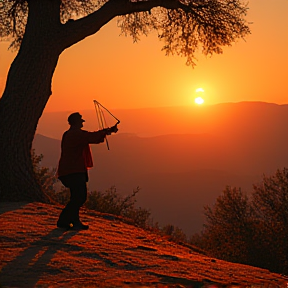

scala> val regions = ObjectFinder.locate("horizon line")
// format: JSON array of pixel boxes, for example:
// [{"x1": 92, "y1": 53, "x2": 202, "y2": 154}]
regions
[{"x1": 44, "y1": 101, "x2": 287, "y2": 113}]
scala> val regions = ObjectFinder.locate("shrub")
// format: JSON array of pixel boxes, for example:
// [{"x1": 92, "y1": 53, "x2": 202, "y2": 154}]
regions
[
  {"x1": 31, "y1": 149, "x2": 57, "y2": 195},
  {"x1": 85, "y1": 186, "x2": 151, "y2": 228},
  {"x1": 159, "y1": 224, "x2": 187, "y2": 243}
]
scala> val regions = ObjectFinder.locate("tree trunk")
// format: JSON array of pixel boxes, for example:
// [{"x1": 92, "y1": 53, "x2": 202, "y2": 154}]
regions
[
  {"x1": 0, "y1": 52, "x2": 60, "y2": 202},
  {"x1": 0, "y1": 0, "x2": 127, "y2": 202},
  {"x1": 0, "y1": 0, "x2": 62, "y2": 202}
]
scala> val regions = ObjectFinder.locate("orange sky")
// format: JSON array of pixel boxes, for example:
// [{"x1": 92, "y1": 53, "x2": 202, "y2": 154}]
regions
[{"x1": 0, "y1": 0, "x2": 287, "y2": 112}]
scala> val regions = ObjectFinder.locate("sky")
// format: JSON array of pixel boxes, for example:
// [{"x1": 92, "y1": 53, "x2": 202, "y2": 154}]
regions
[{"x1": 0, "y1": 0, "x2": 287, "y2": 112}]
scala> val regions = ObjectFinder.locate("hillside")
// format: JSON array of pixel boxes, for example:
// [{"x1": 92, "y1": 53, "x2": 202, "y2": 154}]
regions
[
  {"x1": 0, "y1": 202, "x2": 287, "y2": 287},
  {"x1": 33, "y1": 102, "x2": 288, "y2": 235}
]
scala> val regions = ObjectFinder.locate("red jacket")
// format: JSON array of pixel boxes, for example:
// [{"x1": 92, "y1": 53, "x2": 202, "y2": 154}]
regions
[{"x1": 57, "y1": 128, "x2": 106, "y2": 177}]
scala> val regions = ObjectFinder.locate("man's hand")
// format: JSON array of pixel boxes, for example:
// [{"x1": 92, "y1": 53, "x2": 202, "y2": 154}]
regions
[{"x1": 105, "y1": 124, "x2": 118, "y2": 135}]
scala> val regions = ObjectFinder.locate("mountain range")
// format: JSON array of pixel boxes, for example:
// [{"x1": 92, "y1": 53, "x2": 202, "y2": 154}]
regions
[{"x1": 33, "y1": 102, "x2": 288, "y2": 235}]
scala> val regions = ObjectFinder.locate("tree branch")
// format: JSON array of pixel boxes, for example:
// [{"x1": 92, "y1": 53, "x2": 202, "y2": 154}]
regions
[
  {"x1": 59, "y1": 0, "x2": 187, "y2": 50},
  {"x1": 114, "y1": 0, "x2": 188, "y2": 14}
]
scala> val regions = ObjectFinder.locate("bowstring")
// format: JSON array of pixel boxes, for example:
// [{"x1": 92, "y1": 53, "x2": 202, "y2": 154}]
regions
[
  {"x1": 93, "y1": 99, "x2": 120, "y2": 124},
  {"x1": 94, "y1": 102, "x2": 101, "y2": 130},
  {"x1": 99, "y1": 103, "x2": 110, "y2": 150},
  {"x1": 93, "y1": 101, "x2": 110, "y2": 150}
]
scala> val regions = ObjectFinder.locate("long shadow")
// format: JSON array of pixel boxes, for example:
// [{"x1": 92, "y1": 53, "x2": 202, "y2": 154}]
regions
[
  {"x1": 0, "y1": 228, "x2": 78, "y2": 288},
  {"x1": 0, "y1": 202, "x2": 29, "y2": 215}
]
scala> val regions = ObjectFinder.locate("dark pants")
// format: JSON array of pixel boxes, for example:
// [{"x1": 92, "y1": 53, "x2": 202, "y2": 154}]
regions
[{"x1": 57, "y1": 172, "x2": 88, "y2": 226}]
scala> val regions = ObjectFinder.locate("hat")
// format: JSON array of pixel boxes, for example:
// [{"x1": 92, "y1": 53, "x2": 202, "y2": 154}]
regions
[{"x1": 68, "y1": 112, "x2": 85, "y2": 125}]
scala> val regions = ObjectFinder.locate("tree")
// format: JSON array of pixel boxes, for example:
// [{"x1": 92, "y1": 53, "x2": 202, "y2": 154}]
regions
[
  {"x1": 0, "y1": 0, "x2": 250, "y2": 202},
  {"x1": 251, "y1": 168, "x2": 288, "y2": 273},
  {"x1": 190, "y1": 168, "x2": 288, "y2": 274},
  {"x1": 198, "y1": 186, "x2": 253, "y2": 264}
]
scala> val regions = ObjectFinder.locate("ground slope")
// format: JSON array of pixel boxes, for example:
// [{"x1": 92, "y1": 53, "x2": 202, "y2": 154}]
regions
[{"x1": 0, "y1": 202, "x2": 287, "y2": 288}]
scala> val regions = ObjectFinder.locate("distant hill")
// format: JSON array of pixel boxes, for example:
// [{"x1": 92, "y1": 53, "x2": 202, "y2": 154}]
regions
[
  {"x1": 34, "y1": 102, "x2": 288, "y2": 235},
  {"x1": 37, "y1": 101, "x2": 288, "y2": 138}
]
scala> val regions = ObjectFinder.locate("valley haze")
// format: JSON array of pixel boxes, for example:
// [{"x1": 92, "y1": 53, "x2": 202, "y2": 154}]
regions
[{"x1": 34, "y1": 102, "x2": 288, "y2": 235}]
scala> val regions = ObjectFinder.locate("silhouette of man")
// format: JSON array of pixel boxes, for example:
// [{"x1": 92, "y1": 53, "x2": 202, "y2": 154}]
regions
[{"x1": 56, "y1": 112, "x2": 118, "y2": 230}]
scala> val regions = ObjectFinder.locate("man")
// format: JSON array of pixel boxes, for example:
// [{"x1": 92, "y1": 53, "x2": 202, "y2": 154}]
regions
[{"x1": 57, "y1": 112, "x2": 118, "y2": 230}]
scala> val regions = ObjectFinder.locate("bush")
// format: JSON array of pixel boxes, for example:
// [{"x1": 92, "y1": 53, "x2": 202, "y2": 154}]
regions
[
  {"x1": 85, "y1": 186, "x2": 151, "y2": 228},
  {"x1": 31, "y1": 149, "x2": 57, "y2": 195},
  {"x1": 159, "y1": 224, "x2": 187, "y2": 243}
]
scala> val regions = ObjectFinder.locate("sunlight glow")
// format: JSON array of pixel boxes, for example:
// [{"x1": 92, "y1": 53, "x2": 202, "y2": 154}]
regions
[{"x1": 196, "y1": 88, "x2": 205, "y2": 93}]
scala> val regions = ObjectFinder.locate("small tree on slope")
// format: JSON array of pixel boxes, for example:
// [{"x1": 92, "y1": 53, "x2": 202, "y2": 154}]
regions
[
  {"x1": 191, "y1": 168, "x2": 288, "y2": 274},
  {"x1": 199, "y1": 186, "x2": 253, "y2": 264},
  {"x1": 0, "y1": 0, "x2": 250, "y2": 202},
  {"x1": 251, "y1": 168, "x2": 288, "y2": 274}
]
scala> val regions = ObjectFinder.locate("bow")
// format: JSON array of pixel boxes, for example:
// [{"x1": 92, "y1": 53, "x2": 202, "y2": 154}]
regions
[{"x1": 93, "y1": 100, "x2": 120, "y2": 150}]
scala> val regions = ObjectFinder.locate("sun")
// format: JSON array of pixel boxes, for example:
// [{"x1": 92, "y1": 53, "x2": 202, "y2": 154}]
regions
[
  {"x1": 195, "y1": 97, "x2": 204, "y2": 105},
  {"x1": 194, "y1": 87, "x2": 205, "y2": 105}
]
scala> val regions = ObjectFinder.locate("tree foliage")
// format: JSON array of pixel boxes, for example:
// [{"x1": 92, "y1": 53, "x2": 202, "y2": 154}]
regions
[
  {"x1": 191, "y1": 168, "x2": 288, "y2": 274},
  {"x1": 1, "y1": 0, "x2": 250, "y2": 66},
  {"x1": 1, "y1": 0, "x2": 103, "y2": 47}
]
